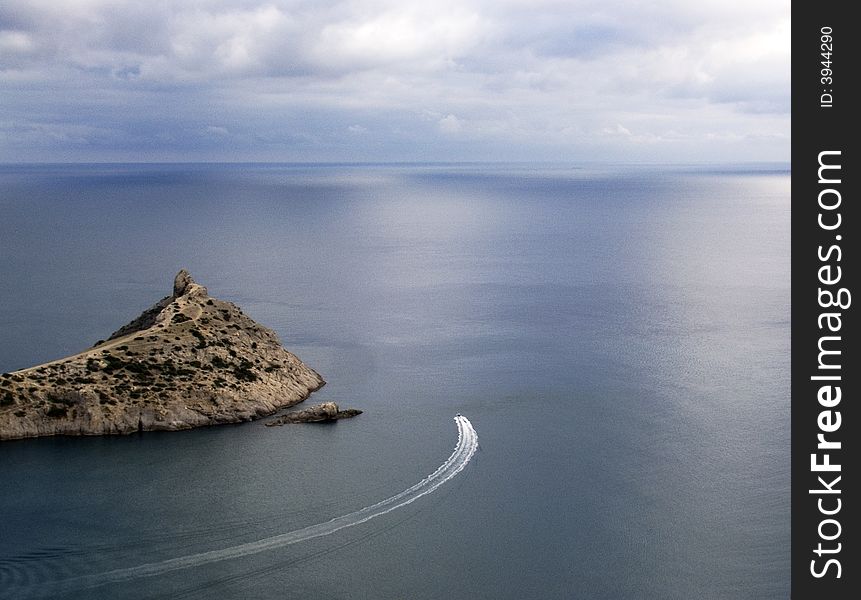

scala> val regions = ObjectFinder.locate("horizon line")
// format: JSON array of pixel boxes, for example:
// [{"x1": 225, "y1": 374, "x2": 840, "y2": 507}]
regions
[{"x1": 0, "y1": 160, "x2": 791, "y2": 168}]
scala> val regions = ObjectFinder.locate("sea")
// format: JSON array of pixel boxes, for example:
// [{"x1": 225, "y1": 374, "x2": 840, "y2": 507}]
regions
[{"x1": 0, "y1": 163, "x2": 790, "y2": 599}]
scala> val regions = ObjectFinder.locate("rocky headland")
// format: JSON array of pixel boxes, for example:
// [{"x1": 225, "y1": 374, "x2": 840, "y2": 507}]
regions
[{"x1": 0, "y1": 270, "x2": 330, "y2": 440}]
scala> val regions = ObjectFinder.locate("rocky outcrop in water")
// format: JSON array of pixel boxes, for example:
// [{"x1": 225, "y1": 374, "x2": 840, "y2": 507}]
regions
[
  {"x1": 0, "y1": 270, "x2": 325, "y2": 440},
  {"x1": 266, "y1": 402, "x2": 362, "y2": 425}
]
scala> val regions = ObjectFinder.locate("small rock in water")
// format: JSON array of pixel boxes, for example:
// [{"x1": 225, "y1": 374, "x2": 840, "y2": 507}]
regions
[{"x1": 266, "y1": 402, "x2": 362, "y2": 425}]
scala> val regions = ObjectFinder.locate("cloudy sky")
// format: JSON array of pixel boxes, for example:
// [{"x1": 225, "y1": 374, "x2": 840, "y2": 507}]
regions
[{"x1": 0, "y1": 0, "x2": 789, "y2": 163}]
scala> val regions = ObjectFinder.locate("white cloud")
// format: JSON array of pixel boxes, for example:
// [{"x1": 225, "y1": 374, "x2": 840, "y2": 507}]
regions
[
  {"x1": 313, "y1": 4, "x2": 488, "y2": 72},
  {"x1": 168, "y1": 4, "x2": 295, "y2": 75},
  {"x1": 438, "y1": 114, "x2": 463, "y2": 134},
  {"x1": 0, "y1": 30, "x2": 34, "y2": 53},
  {"x1": 0, "y1": 0, "x2": 790, "y2": 162},
  {"x1": 605, "y1": 124, "x2": 632, "y2": 137}
]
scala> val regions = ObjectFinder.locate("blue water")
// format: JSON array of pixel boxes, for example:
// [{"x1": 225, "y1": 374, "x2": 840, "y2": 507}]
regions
[{"x1": 0, "y1": 163, "x2": 790, "y2": 599}]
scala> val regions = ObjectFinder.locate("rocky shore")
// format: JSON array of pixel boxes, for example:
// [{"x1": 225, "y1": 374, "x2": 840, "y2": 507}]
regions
[{"x1": 0, "y1": 270, "x2": 326, "y2": 440}]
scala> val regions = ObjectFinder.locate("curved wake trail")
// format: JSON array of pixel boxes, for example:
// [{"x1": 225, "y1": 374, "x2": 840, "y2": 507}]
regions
[{"x1": 23, "y1": 416, "x2": 477, "y2": 596}]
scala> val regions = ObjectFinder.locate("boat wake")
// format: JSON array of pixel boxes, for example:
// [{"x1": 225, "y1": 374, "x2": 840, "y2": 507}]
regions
[{"x1": 3, "y1": 416, "x2": 478, "y2": 597}]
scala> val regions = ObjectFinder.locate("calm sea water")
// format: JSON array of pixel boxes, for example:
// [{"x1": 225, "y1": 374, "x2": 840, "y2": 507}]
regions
[{"x1": 0, "y1": 164, "x2": 790, "y2": 599}]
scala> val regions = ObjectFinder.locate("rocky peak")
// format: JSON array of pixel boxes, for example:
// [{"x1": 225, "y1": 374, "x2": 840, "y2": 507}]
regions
[
  {"x1": 172, "y1": 269, "x2": 207, "y2": 299},
  {"x1": 173, "y1": 269, "x2": 194, "y2": 297}
]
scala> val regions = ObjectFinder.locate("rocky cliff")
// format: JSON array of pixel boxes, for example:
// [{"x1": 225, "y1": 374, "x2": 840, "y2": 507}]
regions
[{"x1": 0, "y1": 270, "x2": 325, "y2": 440}]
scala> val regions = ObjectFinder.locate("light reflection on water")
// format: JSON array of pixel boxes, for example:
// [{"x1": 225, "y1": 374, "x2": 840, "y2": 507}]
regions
[{"x1": 0, "y1": 164, "x2": 789, "y2": 599}]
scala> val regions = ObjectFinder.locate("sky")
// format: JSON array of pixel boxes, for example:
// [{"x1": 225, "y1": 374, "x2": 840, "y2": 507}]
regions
[{"x1": 0, "y1": 0, "x2": 790, "y2": 163}]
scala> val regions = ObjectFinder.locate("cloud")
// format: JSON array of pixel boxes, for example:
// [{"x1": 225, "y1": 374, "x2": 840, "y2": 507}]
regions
[
  {"x1": 0, "y1": 0, "x2": 790, "y2": 162},
  {"x1": 438, "y1": 114, "x2": 463, "y2": 134},
  {"x1": 0, "y1": 30, "x2": 34, "y2": 53},
  {"x1": 313, "y1": 4, "x2": 488, "y2": 73},
  {"x1": 605, "y1": 124, "x2": 632, "y2": 137}
]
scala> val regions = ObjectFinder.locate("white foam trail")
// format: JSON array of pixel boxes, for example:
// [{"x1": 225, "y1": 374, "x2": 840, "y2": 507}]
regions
[{"x1": 90, "y1": 415, "x2": 478, "y2": 587}]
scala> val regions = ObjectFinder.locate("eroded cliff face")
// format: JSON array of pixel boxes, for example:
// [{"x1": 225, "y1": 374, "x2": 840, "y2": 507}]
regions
[{"x1": 0, "y1": 270, "x2": 324, "y2": 440}]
